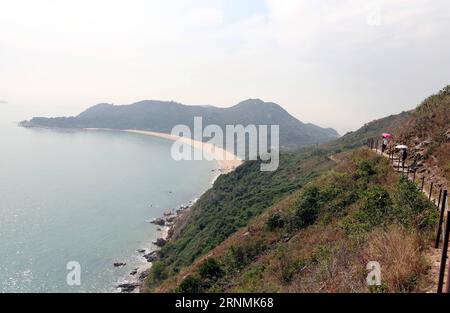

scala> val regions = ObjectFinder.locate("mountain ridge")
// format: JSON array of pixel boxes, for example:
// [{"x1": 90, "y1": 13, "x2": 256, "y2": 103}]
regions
[{"x1": 21, "y1": 99, "x2": 340, "y2": 149}]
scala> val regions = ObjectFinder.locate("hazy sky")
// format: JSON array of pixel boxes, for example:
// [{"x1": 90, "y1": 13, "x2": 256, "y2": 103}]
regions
[{"x1": 1, "y1": 0, "x2": 450, "y2": 133}]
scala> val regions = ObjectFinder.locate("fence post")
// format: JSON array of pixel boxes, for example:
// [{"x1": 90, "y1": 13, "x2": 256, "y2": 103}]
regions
[
  {"x1": 429, "y1": 182, "x2": 434, "y2": 201},
  {"x1": 435, "y1": 190, "x2": 448, "y2": 249},
  {"x1": 437, "y1": 210, "x2": 450, "y2": 293},
  {"x1": 447, "y1": 253, "x2": 450, "y2": 293},
  {"x1": 413, "y1": 170, "x2": 416, "y2": 182},
  {"x1": 376, "y1": 139, "x2": 379, "y2": 153},
  {"x1": 421, "y1": 177, "x2": 425, "y2": 191},
  {"x1": 438, "y1": 189, "x2": 443, "y2": 210}
]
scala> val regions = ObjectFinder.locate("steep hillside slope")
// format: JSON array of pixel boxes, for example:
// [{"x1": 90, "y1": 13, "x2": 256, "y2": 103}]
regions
[
  {"x1": 397, "y1": 86, "x2": 450, "y2": 186},
  {"x1": 153, "y1": 150, "x2": 437, "y2": 293},
  {"x1": 322, "y1": 110, "x2": 412, "y2": 153},
  {"x1": 143, "y1": 86, "x2": 449, "y2": 293},
  {"x1": 20, "y1": 99, "x2": 339, "y2": 149},
  {"x1": 143, "y1": 110, "x2": 413, "y2": 292}
]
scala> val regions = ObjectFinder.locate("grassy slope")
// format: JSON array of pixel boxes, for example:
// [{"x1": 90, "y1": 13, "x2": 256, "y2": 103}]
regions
[
  {"x1": 145, "y1": 108, "x2": 412, "y2": 291},
  {"x1": 161, "y1": 149, "x2": 437, "y2": 293},
  {"x1": 398, "y1": 85, "x2": 450, "y2": 184},
  {"x1": 149, "y1": 151, "x2": 335, "y2": 285}
]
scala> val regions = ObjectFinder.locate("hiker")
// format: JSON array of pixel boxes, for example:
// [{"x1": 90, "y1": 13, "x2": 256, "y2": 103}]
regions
[
  {"x1": 401, "y1": 148, "x2": 408, "y2": 169},
  {"x1": 382, "y1": 137, "x2": 388, "y2": 153},
  {"x1": 381, "y1": 133, "x2": 392, "y2": 154}
]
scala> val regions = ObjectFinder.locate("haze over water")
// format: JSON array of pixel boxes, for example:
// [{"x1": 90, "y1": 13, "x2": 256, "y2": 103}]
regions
[{"x1": 0, "y1": 105, "x2": 217, "y2": 292}]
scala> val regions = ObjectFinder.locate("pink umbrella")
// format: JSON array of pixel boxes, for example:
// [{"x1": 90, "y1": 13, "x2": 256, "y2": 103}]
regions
[{"x1": 382, "y1": 133, "x2": 393, "y2": 139}]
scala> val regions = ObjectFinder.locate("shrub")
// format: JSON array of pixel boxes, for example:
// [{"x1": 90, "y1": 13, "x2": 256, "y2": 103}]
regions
[
  {"x1": 227, "y1": 240, "x2": 267, "y2": 270},
  {"x1": 272, "y1": 247, "x2": 306, "y2": 284},
  {"x1": 356, "y1": 186, "x2": 392, "y2": 228},
  {"x1": 356, "y1": 160, "x2": 376, "y2": 178},
  {"x1": 176, "y1": 274, "x2": 203, "y2": 293},
  {"x1": 267, "y1": 212, "x2": 285, "y2": 231},
  {"x1": 393, "y1": 177, "x2": 437, "y2": 229},
  {"x1": 292, "y1": 186, "x2": 322, "y2": 229},
  {"x1": 150, "y1": 261, "x2": 167, "y2": 283},
  {"x1": 198, "y1": 258, "x2": 224, "y2": 281}
]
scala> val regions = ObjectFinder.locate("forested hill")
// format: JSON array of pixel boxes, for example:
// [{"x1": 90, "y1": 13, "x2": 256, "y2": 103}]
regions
[{"x1": 20, "y1": 99, "x2": 339, "y2": 149}]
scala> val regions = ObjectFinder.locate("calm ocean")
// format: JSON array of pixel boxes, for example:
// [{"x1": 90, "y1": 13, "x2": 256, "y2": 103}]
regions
[{"x1": 0, "y1": 105, "x2": 216, "y2": 292}]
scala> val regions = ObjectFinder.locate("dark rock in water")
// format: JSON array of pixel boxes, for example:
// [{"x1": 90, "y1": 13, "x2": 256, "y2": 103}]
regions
[
  {"x1": 139, "y1": 269, "x2": 151, "y2": 281},
  {"x1": 166, "y1": 216, "x2": 176, "y2": 223},
  {"x1": 150, "y1": 218, "x2": 166, "y2": 226},
  {"x1": 114, "y1": 262, "x2": 126, "y2": 268},
  {"x1": 153, "y1": 238, "x2": 167, "y2": 247},
  {"x1": 137, "y1": 249, "x2": 146, "y2": 254},
  {"x1": 143, "y1": 251, "x2": 159, "y2": 262},
  {"x1": 117, "y1": 282, "x2": 139, "y2": 293},
  {"x1": 130, "y1": 269, "x2": 138, "y2": 276}
]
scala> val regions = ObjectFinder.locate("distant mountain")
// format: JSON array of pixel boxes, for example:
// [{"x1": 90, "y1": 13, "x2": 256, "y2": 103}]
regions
[{"x1": 20, "y1": 99, "x2": 339, "y2": 149}]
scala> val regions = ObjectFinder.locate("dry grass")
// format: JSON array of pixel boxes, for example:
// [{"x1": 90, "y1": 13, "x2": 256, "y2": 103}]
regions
[
  {"x1": 361, "y1": 226, "x2": 430, "y2": 292},
  {"x1": 280, "y1": 225, "x2": 432, "y2": 293}
]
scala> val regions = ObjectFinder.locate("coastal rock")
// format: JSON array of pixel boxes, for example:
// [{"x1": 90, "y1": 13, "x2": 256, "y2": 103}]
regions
[
  {"x1": 114, "y1": 262, "x2": 126, "y2": 268},
  {"x1": 130, "y1": 269, "x2": 138, "y2": 276},
  {"x1": 143, "y1": 251, "x2": 159, "y2": 262},
  {"x1": 153, "y1": 238, "x2": 167, "y2": 247},
  {"x1": 139, "y1": 269, "x2": 151, "y2": 281},
  {"x1": 163, "y1": 209, "x2": 173, "y2": 216},
  {"x1": 176, "y1": 207, "x2": 188, "y2": 215},
  {"x1": 150, "y1": 218, "x2": 166, "y2": 226},
  {"x1": 165, "y1": 216, "x2": 176, "y2": 223},
  {"x1": 117, "y1": 282, "x2": 139, "y2": 293},
  {"x1": 137, "y1": 249, "x2": 146, "y2": 254}
]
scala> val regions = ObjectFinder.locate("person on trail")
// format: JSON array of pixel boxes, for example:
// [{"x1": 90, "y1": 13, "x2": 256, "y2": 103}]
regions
[
  {"x1": 382, "y1": 138, "x2": 388, "y2": 153},
  {"x1": 401, "y1": 148, "x2": 408, "y2": 169}
]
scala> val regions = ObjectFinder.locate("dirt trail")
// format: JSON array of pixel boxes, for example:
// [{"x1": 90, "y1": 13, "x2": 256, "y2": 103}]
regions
[{"x1": 369, "y1": 148, "x2": 448, "y2": 293}]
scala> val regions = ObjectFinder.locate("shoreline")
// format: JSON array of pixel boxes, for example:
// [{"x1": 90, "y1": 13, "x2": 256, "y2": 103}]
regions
[
  {"x1": 21, "y1": 126, "x2": 242, "y2": 292},
  {"x1": 89, "y1": 128, "x2": 243, "y2": 292},
  {"x1": 84, "y1": 128, "x2": 243, "y2": 174},
  {"x1": 124, "y1": 129, "x2": 243, "y2": 174}
]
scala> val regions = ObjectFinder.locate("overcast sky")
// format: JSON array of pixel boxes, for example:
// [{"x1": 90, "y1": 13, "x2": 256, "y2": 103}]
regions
[{"x1": 1, "y1": 0, "x2": 450, "y2": 133}]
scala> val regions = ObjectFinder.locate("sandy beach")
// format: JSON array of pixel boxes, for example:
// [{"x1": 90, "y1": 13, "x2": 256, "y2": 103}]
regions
[{"x1": 125, "y1": 129, "x2": 243, "y2": 173}]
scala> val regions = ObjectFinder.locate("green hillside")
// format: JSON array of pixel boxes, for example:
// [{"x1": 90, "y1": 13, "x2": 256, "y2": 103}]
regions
[
  {"x1": 144, "y1": 109, "x2": 412, "y2": 292},
  {"x1": 155, "y1": 149, "x2": 437, "y2": 293}
]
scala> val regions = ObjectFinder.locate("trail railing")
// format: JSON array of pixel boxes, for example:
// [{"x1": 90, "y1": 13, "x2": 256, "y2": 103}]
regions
[{"x1": 366, "y1": 138, "x2": 450, "y2": 293}]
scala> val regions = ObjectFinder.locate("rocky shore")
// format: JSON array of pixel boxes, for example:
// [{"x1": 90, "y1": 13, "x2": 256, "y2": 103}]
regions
[{"x1": 115, "y1": 200, "x2": 196, "y2": 293}]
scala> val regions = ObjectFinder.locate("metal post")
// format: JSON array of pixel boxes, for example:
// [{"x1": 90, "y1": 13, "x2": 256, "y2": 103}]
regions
[
  {"x1": 429, "y1": 182, "x2": 434, "y2": 201},
  {"x1": 435, "y1": 190, "x2": 448, "y2": 249},
  {"x1": 437, "y1": 210, "x2": 450, "y2": 293},
  {"x1": 446, "y1": 253, "x2": 450, "y2": 293}
]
